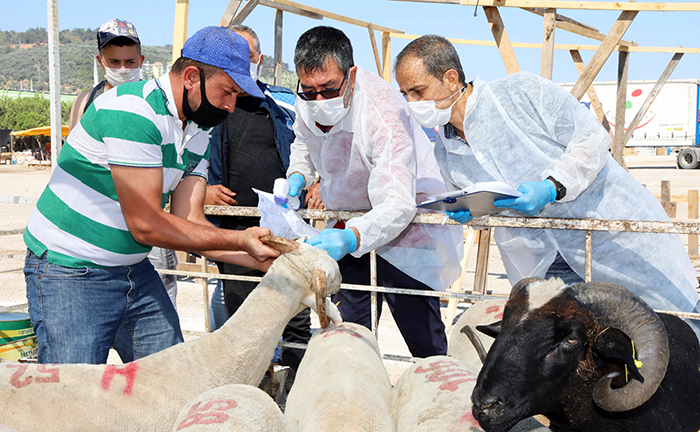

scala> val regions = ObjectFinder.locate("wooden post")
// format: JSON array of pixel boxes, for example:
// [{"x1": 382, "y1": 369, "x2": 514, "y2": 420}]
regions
[
  {"x1": 46, "y1": 0, "x2": 62, "y2": 169},
  {"x1": 381, "y1": 32, "x2": 392, "y2": 82},
  {"x1": 622, "y1": 53, "x2": 684, "y2": 146},
  {"x1": 274, "y1": 9, "x2": 283, "y2": 86},
  {"x1": 172, "y1": 0, "x2": 190, "y2": 64},
  {"x1": 570, "y1": 50, "x2": 613, "y2": 138},
  {"x1": 540, "y1": 8, "x2": 556, "y2": 79},
  {"x1": 570, "y1": 10, "x2": 638, "y2": 101},
  {"x1": 689, "y1": 190, "x2": 698, "y2": 257},
  {"x1": 219, "y1": 0, "x2": 242, "y2": 27},
  {"x1": 613, "y1": 50, "x2": 629, "y2": 168},
  {"x1": 201, "y1": 256, "x2": 211, "y2": 333},
  {"x1": 483, "y1": 6, "x2": 521, "y2": 74},
  {"x1": 661, "y1": 180, "x2": 677, "y2": 219},
  {"x1": 368, "y1": 24, "x2": 383, "y2": 77},
  {"x1": 473, "y1": 229, "x2": 492, "y2": 295}
]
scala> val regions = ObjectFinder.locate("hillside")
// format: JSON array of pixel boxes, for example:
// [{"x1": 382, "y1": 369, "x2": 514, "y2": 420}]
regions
[{"x1": 0, "y1": 27, "x2": 298, "y2": 95}]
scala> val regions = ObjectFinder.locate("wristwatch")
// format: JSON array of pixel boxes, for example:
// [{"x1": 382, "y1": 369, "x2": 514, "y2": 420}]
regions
[{"x1": 546, "y1": 176, "x2": 567, "y2": 201}]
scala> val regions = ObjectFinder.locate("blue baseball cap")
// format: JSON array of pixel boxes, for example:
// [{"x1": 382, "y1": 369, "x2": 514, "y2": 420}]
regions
[{"x1": 181, "y1": 26, "x2": 264, "y2": 99}]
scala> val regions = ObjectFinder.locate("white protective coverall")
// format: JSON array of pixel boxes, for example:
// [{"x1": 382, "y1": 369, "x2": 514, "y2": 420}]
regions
[
  {"x1": 288, "y1": 67, "x2": 463, "y2": 291},
  {"x1": 435, "y1": 71, "x2": 699, "y2": 312}
]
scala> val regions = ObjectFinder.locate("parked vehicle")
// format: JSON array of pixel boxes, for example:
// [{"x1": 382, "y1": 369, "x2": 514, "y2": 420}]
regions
[{"x1": 560, "y1": 79, "x2": 700, "y2": 169}]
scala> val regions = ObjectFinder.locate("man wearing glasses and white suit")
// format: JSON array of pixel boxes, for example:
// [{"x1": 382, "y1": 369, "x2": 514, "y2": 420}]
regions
[{"x1": 282, "y1": 26, "x2": 463, "y2": 358}]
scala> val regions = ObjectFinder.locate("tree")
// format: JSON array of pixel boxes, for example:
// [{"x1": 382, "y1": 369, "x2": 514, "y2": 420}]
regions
[{"x1": 0, "y1": 95, "x2": 71, "y2": 130}]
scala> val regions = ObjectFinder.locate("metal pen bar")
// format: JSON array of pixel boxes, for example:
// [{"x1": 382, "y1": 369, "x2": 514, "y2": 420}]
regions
[
  {"x1": 370, "y1": 250, "x2": 379, "y2": 338},
  {"x1": 585, "y1": 230, "x2": 593, "y2": 282}
]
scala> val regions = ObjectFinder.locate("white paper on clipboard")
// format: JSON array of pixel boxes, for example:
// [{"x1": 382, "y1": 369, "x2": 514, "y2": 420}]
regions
[
  {"x1": 417, "y1": 181, "x2": 522, "y2": 218},
  {"x1": 253, "y1": 188, "x2": 320, "y2": 239}
]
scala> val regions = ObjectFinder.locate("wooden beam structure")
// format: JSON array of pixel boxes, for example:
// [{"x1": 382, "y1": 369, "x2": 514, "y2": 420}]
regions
[
  {"x1": 261, "y1": 0, "x2": 403, "y2": 33},
  {"x1": 219, "y1": 0, "x2": 242, "y2": 27},
  {"x1": 613, "y1": 50, "x2": 630, "y2": 167},
  {"x1": 389, "y1": 0, "x2": 700, "y2": 12},
  {"x1": 171, "y1": 0, "x2": 189, "y2": 64},
  {"x1": 258, "y1": 0, "x2": 323, "y2": 19},
  {"x1": 523, "y1": 8, "x2": 636, "y2": 47},
  {"x1": 274, "y1": 9, "x2": 283, "y2": 86},
  {"x1": 382, "y1": 32, "x2": 392, "y2": 81},
  {"x1": 368, "y1": 24, "x2": 383, "y2": 76},
  {"x1": 570, "y1": 50, "x2": 613, "y2": 137},
  {"x1": 570, "y1": 10, "x2": 637, "y2": 101},
  {"x1": 540, "y1": 8, "x2": 556, "y2": 79},
  {"x1": 483, "y1": 6, "x2": 521, "y2": 74},
  {"x1": 622, "y1": 52, "x2": 684, "y2": 145},
  {"x1": 231, "y1": 0, "x2": 260, "y2": 26},
  {"x1": 390, "y1": 33, "x2": 700, "y2": 53}
]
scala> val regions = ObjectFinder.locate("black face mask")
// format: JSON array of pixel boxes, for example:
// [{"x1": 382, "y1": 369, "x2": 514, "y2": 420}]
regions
[{"x1": 182, "y1": 68, "x2": 230, "y2": 128}]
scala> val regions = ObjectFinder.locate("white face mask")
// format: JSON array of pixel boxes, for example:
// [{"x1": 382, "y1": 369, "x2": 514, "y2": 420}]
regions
[
  {"x1": 408, "y1": 85, "x2": 465, "y2": 129},
  {"x1": 301, "y1": 96, "x2": 351, "y2": 127},
  {"x1": 250, "y1": 59, "x2": 261, "y2": 82},
  {"x1": 102, "y1": 61, "x2": 141, "y2": 87}
]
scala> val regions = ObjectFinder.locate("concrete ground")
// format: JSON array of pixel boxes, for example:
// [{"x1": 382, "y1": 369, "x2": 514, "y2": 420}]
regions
[{"x1": 0, "y1": 154, "x2": 698, "y2": 382}]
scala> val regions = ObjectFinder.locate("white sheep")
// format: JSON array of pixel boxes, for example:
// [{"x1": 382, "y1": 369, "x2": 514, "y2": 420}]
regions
[
  {"x1": 171, "y1": 384, "x2": 292, "y2": 432},
  {"x1": 391, "y1": 355, "x2": 551, "y2": 432},
  {"x1": 284, "y1": 322, "x2": 395, "y2": 432},
  {"x1": 448, "y1": 299, "x2": 506, "y2": 371},
  {"x1": 0, "y1": 237, "x2": 341, "y2": 432}
]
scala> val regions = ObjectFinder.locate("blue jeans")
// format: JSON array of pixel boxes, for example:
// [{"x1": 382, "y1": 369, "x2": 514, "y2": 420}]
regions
[
  {"x1": 24, "y1": 250, "x2": 183, "y2": 364},
  {"x1": 544, "y1": 252, "x2": 585, "y2": 285}
]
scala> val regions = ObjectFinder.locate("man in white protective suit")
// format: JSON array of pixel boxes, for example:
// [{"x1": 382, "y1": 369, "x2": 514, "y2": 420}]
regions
[
  {"x1": 282, "y1": 26, "x2": 463, "y2": 358},
  {"x1": 393, "y1": 34, "x2": 699, "y2": 317}
]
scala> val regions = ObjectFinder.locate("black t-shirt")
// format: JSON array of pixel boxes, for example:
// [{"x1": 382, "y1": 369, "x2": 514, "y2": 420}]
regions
[{"x1": 222, "y1": 96, "x2": 286, "y2": 230}]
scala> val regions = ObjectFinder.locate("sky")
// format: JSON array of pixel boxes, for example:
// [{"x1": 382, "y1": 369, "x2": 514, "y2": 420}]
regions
[{"x1": 1, "y1": 0, "x2": 698, "y2": 86}]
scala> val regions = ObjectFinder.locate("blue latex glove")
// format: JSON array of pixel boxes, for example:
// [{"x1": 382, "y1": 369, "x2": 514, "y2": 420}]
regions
[
  {"x1": 288, "y1": 173, "x2": 305, "y2": 198},
  {"x1": 306, "y1": 228, "x2": 358, "y2": 261},
  {"x1": 494, "y1": 180, "x2": 557, "y2": 216},
  {"x1": 445, "y1": 210, "x2": 473, "y2": 224}
]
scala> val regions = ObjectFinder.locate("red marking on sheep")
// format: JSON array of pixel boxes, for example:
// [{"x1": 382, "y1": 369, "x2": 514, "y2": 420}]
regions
[
  {"x1": 176, "y1": 399, "x2": 238, "y2": 430},
  {"x1": 100, "y1": 362, "x2": 139, "y2": 395},
  {"x1": 7, "y1": 364, "x2": 61, "y2": 388},
  {"x1": 414, "y1": 360, "x2": 477, "y2": 392},
  {"x1": 320, "y1": 326, "x2": 363, "y2": 339},
  {"x1": 486, "y1": 305, "x2": 503, "y2": 320}
]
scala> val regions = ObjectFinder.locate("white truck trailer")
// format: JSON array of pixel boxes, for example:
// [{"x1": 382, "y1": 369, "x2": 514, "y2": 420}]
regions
[{"x1": 560, "y1": 79, "x2": 700, "y2": 169}]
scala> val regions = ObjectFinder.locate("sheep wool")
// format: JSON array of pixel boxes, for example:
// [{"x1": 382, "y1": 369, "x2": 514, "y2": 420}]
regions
[
  {"x1": 285, "y1": 322, "x2": 395, "y2": 432},
  {"x1": 171, "y1": 384, "x2": 292, "y2": 432},
  {"x1": 0, "y1": 238, "x2": 342, "y2": 431},
  {"x1": 447, "y1": 299, "x2": 506, "y2": 371}
]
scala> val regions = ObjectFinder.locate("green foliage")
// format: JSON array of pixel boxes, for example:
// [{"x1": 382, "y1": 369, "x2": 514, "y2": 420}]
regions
[{"x1": 0, "y1": 95, "x2": 71, "y2": 130}]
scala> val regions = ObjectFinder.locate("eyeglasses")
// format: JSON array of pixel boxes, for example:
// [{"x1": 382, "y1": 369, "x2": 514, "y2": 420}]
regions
[{"x1": 296, "y1": 72, "x2": 348, "y2": 101}]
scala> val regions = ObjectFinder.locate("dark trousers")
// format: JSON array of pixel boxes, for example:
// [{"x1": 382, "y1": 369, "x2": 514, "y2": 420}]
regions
[
  {"x1": 217, "y1": 261, "x2": 311, "y2": 372},
  {"x1": 332, "y1": 254, "x2": 447, "y2": 358}
]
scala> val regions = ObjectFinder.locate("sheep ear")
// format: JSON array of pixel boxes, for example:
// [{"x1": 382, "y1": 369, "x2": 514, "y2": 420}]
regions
[
  {"x1": 594, "y1": 328, "x2": 644, "y2": 383},
  {"x1": 313, "y1": 266, "x2": 330, "y2": 328},
  {"x1": 476, "y1": 321, "x2": 502, "y2": 339},
  {"x1": 260, "y1": 236, "x2": 301, "y2": 253}
]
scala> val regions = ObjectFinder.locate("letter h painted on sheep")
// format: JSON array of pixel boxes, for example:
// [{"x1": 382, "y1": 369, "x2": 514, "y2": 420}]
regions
[
  {"x1": 414, "y1": 360, "x2": 476, "y2": 392},
  {"x1": 100, "y1": 363, "x2": 139, "y2": 396}
]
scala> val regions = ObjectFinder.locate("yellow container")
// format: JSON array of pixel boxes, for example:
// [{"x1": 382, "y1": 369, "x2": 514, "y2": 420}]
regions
[{"x1": 0, "y1": 312, "x2": 37, "y2": 360}]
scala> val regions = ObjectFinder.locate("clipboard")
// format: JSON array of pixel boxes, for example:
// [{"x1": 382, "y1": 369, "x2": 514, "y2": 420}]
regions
[{"x1": 417, "y1": 182, "x2": 522, "y2": 218}]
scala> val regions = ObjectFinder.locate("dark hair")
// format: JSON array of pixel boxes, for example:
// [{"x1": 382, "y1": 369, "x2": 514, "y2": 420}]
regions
[
  {"x1": 170, "y1": 57, "x2": 224, "y2": 79},
  {"x1": 394, "y1": 35, "x2": 465, "y2": 85},
  {"x1": 228, "y1": 24, "x2": 261, "y2": 56},
  {"x1": 294, "y1": 26, "x2": 354, "y2": 75},
  {"x1": 100, "y1": 36, "x2": 141, "y2": 54}
]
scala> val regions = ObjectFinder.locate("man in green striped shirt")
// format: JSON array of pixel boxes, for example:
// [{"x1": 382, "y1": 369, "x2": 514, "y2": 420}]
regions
[{"x1": 23, "y1": 26, "x2": 278, "y2": 364}]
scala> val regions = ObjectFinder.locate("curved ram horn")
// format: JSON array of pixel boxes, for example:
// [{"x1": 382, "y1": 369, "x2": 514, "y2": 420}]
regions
[
  {"x1": 572, "y1": 282, "x2": 669, "y2": 412},
  {"x1": 461, "y1": 324, "x2": 488, "y2": 364},
  {"x1": 313, "y1": 266, "x2": 330, "y2": 328},
  {"x1": 260, "y1": 236, "x2": 301, "y2": 254}
]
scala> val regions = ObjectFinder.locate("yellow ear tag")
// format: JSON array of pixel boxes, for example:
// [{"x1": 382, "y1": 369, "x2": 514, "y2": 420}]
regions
[{"x1": 625, "y1": 340, "x2": 644, "y2": 383}]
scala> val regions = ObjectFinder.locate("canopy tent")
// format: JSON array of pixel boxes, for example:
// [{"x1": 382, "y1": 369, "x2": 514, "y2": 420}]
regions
[{"x1": 10, "y1": 125, "x2": 69, "y2": 137}]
